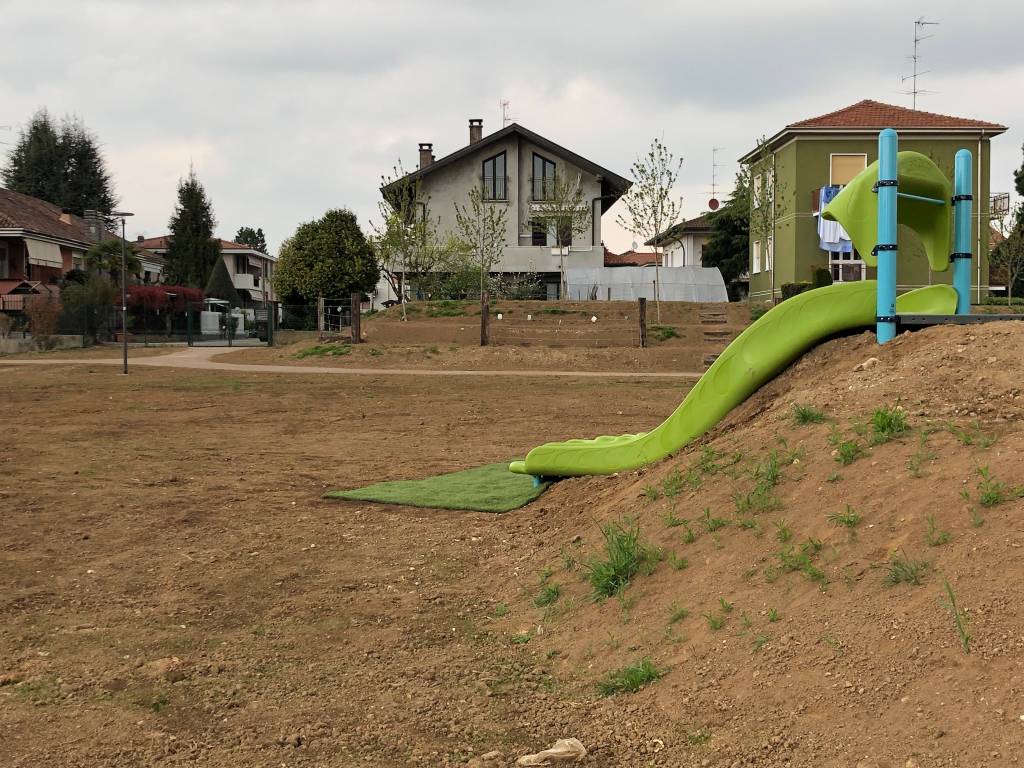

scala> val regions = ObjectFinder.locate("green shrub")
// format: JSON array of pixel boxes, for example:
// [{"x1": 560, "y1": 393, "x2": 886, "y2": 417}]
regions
[
  {"x1": 812, "y1": 267, "x2": 834, "y2": 288},
  {"x1": 650, "y1": 325, "x2": 679, "y2": 342},
  {"x1": 583, "y1": 518, "x2": 657, "y2": 599},
  {"x1": 781, "y1": 282, "x2": 812, "y2": 300}
]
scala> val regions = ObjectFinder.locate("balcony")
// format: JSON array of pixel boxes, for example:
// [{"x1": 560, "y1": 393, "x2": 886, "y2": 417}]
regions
[
  {"x1": 530, "y1": 176, "x2": 557, "y2": 202},
  {"x1": 481, "y1": 175, "x2": 509, "y2": 202},
  {"x1": 231, "y1": 272, "x2": 262, "y2": 292}
]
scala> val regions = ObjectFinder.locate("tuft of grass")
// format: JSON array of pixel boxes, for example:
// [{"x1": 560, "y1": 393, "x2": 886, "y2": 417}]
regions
[
  {"x1": 583, "y1": 518, "x2": 658, "y2": 600},
  {"x1": 668, "y1": 604, "x2": 689, "y2": 624},
  {"x1": 871, "y1": 405, "x2": 909, "y2": 444},
  {"x1": 884, "y1": 550, "x2": 929, "y2": 586},
  {"x1": 827, "y1": 471, "x2": 842, "y2": 483},
  {"x1": 907, "y1": 432, "x2": 937, "y2": 478},
  {"x1": 650, "y1": 325, "x2": 680, "y2": 342},
  {"x1": 774, "y1": 520, "x2": 793, "y2": 543},
  {"x1": 699, "y1": 508, "x2": 729, "y2": 533},
  {"x1": 767, "y1": 607, "x2": 779, "y2": 623},
  {"x1": 510, "y1": 631, "x2": 533, "y2": 645},
  {"x1": 534, "y1": 584, "x2": 561, "y2": 608},
  {"x1": 940, "y1": 579, "x2": 971, "y2": 654},
  {"x1": 704, "y1": 613, "x2": 725, "y2": 631},
  {"x1": 751, "y1": 634, "x2": 770, "y2": 652},
  {"x1": 925, "y1": 514, "x2": 952, "y2": 547},
  {"x1": 736, "y1": 516, "x2": 757, "y2": 531},
  {"x1": 718, "y1": 597, "x2": 734, "y2": 614},
  {"x1": 733, "y1": 485, "x2": 782, "y2": 515},
  {"x1": 596, "y1": 658, "x2": 663, "y2": 696},
  {"x1": 835, "y1": 440, "x2": 865, "y2": 465},
  {"x1": 667, "y1": 552, "x2": 689, "y2": 571},
  {"x1": 753, "y1": 451, "x2": 783, "y2": 487},
  {"x1": 663, "y1": 508, "x2": 685, "y2": 528},
  {"x1": 492, "y1": 602, "x2": 510, "y2": 618},
  {"x1": 681, "y1": 520, "x2": 697, "y2": 544},
  {"x1": 976, "y1": 465, "x2": 1005, "y2": 508},
  {"x1": 827, "y1": 505, "x2": 862, "y2": 529},
  {"x1": 662, "y1": 470, "x2": 685, "y2": 498},
  {"x1": 295, "y1": 343, "x2": 351, "y2": 359},
  {"x1": 696, "y1": 446, "x2": 722, "y2": 474},
  {"x1": 793, "y1": 404, "x2": 826, "y2": 424},
  {"x1": 642, "y1": 484, "x2": 661, "y2": 501},
  {"x1": 969, "y1": 507, "x2": 985, "y2": 528}
]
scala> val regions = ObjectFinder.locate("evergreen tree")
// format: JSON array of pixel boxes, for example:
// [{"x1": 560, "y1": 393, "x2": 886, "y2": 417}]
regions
[
  {"x1": 273, "y1": 209, "x2": 379, "y2": 303},
  {"x1": 234, "y1": 226, "x2": 268, "y2": 254},
  {"x1": 703, "y1": 171, "x2": 751, "y2": 298},
  {"x1": 1, "y1": 110, "x2": 116, "y2": 216},
  {"x1": 204, "y1": 257, "x2": 242, "y2": 304},
  {"x1": 165, "y1": 168, "x2": 221, "y2": 288},
  {"x1": 2, "y1": 110, "x2": 63, "y2": 206},
  {"x1": 1015, "y1": 142, "x2": 1024, "y2": 199}
]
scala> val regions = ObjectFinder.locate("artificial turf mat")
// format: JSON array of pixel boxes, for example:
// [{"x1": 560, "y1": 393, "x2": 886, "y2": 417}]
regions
[{"x1": 324, "y1": 462, "x2": 549, "y2": 513}]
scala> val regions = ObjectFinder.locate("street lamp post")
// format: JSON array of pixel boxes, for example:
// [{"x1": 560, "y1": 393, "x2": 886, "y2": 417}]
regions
[{"x1": 111, "y1": 211, "x2": 134, "y2": 374}]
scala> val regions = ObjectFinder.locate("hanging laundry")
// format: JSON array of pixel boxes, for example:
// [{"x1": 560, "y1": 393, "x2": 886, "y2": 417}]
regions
[{"x1": 818, "y1": 186, "x2": 852, "y2": 252}]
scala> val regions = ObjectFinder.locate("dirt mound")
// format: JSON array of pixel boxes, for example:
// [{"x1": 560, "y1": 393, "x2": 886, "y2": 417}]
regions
[{"x1": 487, "y1": 321, "x2": 1024, "y2": 766}]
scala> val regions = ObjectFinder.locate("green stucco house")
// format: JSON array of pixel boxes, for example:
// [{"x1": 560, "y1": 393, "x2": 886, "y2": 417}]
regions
[{"x1": 738, "y1": 100, "x2": 1007, "y2": 303}]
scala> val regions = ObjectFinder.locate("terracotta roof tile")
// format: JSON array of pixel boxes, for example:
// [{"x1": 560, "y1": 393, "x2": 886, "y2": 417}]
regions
[
  {"x1": 788, "y1": 99, "x2": 1006, "y2": 131},
  {"x1": 0, "y1": 187, "x2": 95, "y2": 244},
  {"x1": 604, "y1": 250, "x2": 661, "y2": 267}
]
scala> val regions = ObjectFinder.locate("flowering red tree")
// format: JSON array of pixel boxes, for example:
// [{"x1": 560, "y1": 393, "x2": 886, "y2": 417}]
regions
[{"x1": 126, "y1": 285, "x2": 203, "y2": 312}]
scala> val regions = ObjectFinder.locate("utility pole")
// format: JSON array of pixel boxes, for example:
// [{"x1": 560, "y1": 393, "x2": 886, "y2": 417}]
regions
[{"x1": 901, "y1": 17, "x2": 939, "y2": 109}]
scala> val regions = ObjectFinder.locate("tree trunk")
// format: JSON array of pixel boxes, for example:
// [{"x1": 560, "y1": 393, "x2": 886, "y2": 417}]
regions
[{"x1": 480, "y1": 290, "x2": 489, "y2": 347}]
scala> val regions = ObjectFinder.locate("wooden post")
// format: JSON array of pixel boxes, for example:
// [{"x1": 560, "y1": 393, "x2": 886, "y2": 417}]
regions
[
  {"x1": 350, "y1": 293, "x2": 362, "y2": 343},
  {"x1": 317, "y1": 296, "x2": 325, "y2": 338},
  {"x1": 480, "y1": 290, "x2": 490, "y2": 347},
  {"x1": 638, "y1": 297, "x2": 647, "y2": 348}
]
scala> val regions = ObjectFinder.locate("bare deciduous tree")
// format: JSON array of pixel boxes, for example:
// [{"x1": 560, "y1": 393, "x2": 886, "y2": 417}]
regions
[
  {"x1": 990, "y1": 204, "x2": 1024, "y2": 305},
  {"x1": 530, "y1": 172, "x2": 592, "y2": 298},
  {"x1": 453, "y1": 187, "x2": 509, "y2": 298},
  {"x1": 617, "y1": 138, "x2": 683, "y2": 321}
]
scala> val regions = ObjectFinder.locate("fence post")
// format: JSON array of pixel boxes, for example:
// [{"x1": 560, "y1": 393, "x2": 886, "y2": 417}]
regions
[
  {"x1": 350, "y1": 293, "x2": 362, "y2": 343},
  {"x1": 317, "y1": 296, "x2": 325, "y2": 338},
  {"x1": 638, "y1": 297, "x2": 647, "y2": 348},
  {"x1": 480, "y1": 290, "x2": 490, "y2": 347}
]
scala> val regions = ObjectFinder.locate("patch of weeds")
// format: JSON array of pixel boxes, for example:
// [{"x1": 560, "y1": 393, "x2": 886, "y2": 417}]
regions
[
  {"x1": 940, "y1": 579, "x2": 971, "y2": 654},
  {"x1": 539, "y1": 566, "x2": 554, "y2": 582},
  {"x1": 368, "y1": 347, "x2": 383, "y2": 357},
  {"x1": 684, "y1": 467, "x2": 703, "y2": 490},
  {"x1": 616, "y1": 591, "x2": 637, "y2": 619},
  {"x1": 969, "y1": 507, "x2": 985, "y2": 528},
  {"x1": 295, "y1": 343, "x2": 351, "y2": 359},
  {"x1": 667, "y1": 552, "x2": 689, "y2": 571},
  {"x1": 686, "y1": 727, "x2": 712, "y2": 745},
  {"x1": 534, "y1": 584, "x2": 561, "y2": 608},
  {"x1": 425, "y1": 300, "x2": 468, "y2": 318},
  {"x1": 793, "y1": 404, "x2": 826, "y2": 424},
  {"x1": 774, "y1": 520, "x2": 793, "y2": 543},
  {"x1": 583, "y1": 518, "x2": 658, "y2": 600},
  {"x1": 751, "y1": 634, "x2": 770, "y2": 652},
  {"x1": 662, "y1": 469, "x2": 685, "y2": 498},
  {"x1": 150, "y1": 693, "x2": 170, "y2": 713},
  {"x1": 650, "y1": 325, "x2": 680, "y2": 342},
  {"x1": 718, "y1": 597, "x2": 734, "y2": 614},
  {"x1": 696, "y1": 446, "x2": 722, "y2": 474},
  {"x1": 753, "y1": 451, "x2": 783, "y2": 487},
  {"x1": 15, "y1": 676, "x2": 60, "y2": 704},
  {"x1": 925, "y1": 514, "x2": 952, "y2": 547},
  {"x1": 907, "y1": 433, "x2": 937, "y2": 478},
  {"x1": 704, "y1": 612, "x2": 725, "y2": 631},
  {"x1": 700, "y1": 508, "x2": 729, "y2": 533},
  {"x1": 767, "y1": 607, "x2": 779, "y2": 623},
  {"x1": 763, "y1": 564, "x2": 780, "y2": 583},
  {"x1": 510, "y1": 631, "x2": 533, "y2": 645},
  {"x1": 668, "y1": 604, "x2": 689, "y2": 624},
  {"x1": 639, "y1": 548, "x2": 664, "y2": 577},
  {"x1": 827, "y1": 424, "x2": 844, "y2": 447},
  {"x1": 777, "y1": 542, "x2": 828, "y2": 585},
  {"x1": 804, "y1": 537, "x2": 823, "y2": 554},
  {"x1": 560, "y1": 546, "x2": 577, "y2": 572},
  {"x1": 681, "y1": 520, "x2": 697, "y2": 544},
  {"x1": 663, "y1": 508, "x2": 685, "y2": 528},
  {"x1": 596, "y1": 658, "x2": 663, "y2": 696},
  {"x1": 736, "y1": 516, "x2": 757, "y2": 531},
  {"x1": 740, "y1": 611, "x2": 752, "y2": 629},
  {"x1": 948, "y1": 420, "x2": 997, "y2": 449},
  {"x1": 827, "y1": 471, "x2": 842, "y2": 483},
  {"x1": 884, "y1": 550, "x2": 929, "y2": 586},
  {"x1": 733, "y1": 485, "x2": 782, "y2": 515},
  {"x1": 642, "y1": 484, "x2": 661, "y2": 501},
  {"x1": 827, "y1": 505, "x2": 862, "y2": 529},
  {"x1": 251, "y1": 624, "x2": 266, "y2": 637},
  {"x1": 976, "y1": 465, "x2": 1006, "y2": 508},
  {"x1": 871, "y1": 405, "x2": 909, "y2": 444},
  {"x1": 492, "y1": 602, "x2": 510, "y2": 618},
  {"x1": 835, "y1": 439, "x2": 865, "y2": 465},
  {"x1": 663, "y1": 626, "x2": 684, "y2": 645}
]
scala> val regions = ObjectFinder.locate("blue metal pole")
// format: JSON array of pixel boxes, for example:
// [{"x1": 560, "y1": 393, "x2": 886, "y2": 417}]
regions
[
  {"x1": 876, "y1": 128, "x2": 899, "y2": 344},
  {"x1": 952, "y1": 149, "x2": 973, "y2": 315}
]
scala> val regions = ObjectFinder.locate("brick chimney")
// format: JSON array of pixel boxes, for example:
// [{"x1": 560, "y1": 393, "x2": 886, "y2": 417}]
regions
[
  {"x1": 137, "y1": 235, "x2": 144, "y2": 242},
  {"x1": 469, "y1": 118, "x2": 483, "y2": 144},
  {"x1": 59, "y1": 207, "x2": 72, "y2": 224},
  {"x1": 418, "y1": 143, "x2": 433, "y2": 169}
]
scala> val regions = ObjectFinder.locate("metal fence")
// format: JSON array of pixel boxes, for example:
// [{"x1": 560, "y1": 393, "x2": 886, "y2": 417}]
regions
[{"x1": 186, "y1": 302, "x2": 272, "y2": 347}]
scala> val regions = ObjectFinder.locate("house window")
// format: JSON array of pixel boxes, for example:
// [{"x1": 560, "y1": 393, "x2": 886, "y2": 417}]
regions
[
  {"x1": 482, "y1": 152, "x2": 507, "y2": 200},
  {"x1": 530, "y1": 220, "x2": 548, "y2": 246},
  {"x1": 830, "y1": 154, "x2": 867, "y2": 186},
  {"x1": 234, "y1": 254, "x2": 247, "y2": 273},
  {"x1": 752, "y1": 240, "x2": 761, "y2": 274},
  {"x1": 829, "y1": 250, "x2": 866, "y2": 282},
  {"x1": 532, "y1": 153, "x2": 556, "y2": 201},
  {"x1": 752, "y1": 173, "x2": 763, "y2": 209}
]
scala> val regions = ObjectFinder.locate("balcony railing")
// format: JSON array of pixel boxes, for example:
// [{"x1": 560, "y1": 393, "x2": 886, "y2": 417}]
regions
[
  {"x1": 530, "y1": 175, "x2": 557, "y2": 202},
  {"x1": 482, "y1": 175, "x2": 509, "y2": 201}
]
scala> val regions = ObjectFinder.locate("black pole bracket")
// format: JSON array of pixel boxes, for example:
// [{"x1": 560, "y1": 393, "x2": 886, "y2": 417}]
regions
[
  {"x1": 949, "y1": 252, "x2": 972, "y2": 261},
  {"x1": 872, "y1": 179, "x2": 898, "y2": 193},
  {"x1": 871, "y1": 243, "x2": 898, "y2": 256},
  {"x1": 952, "y1": 194, "x2": 974, "y2": 203},
  {"x1": 876, "y1": 315, "x2": 898, "y2": 324}
]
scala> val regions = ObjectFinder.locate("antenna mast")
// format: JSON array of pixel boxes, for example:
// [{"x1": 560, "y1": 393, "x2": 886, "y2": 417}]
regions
[
  {"x1": 499, "y1": 99, "x2": 514, "y2": 127},
  {"x1": 901, "y1": 16, "x2": 939, "y2": 109},
  {"x1": 711, "y1": 147, "x2": 725, "y2": 200}
]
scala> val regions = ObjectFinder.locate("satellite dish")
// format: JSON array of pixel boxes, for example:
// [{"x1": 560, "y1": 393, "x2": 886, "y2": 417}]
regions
[
  {"x1": 708, "y1": 198, "x2": 720, "y2": 211},
  {"x1": 631, "y1": 241, "x2": 638, "y2": 251}
]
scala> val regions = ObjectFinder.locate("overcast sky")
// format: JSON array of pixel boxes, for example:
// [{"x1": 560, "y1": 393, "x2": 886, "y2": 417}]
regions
[{"x1": 3, "y1": 0, "x2": 1022, "y2": 253}]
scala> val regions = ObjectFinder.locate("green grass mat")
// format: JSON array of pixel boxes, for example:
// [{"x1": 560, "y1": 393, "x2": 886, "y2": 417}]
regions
[{"x1": 324, "y1": 462, "x2": 548, "y2": 513}]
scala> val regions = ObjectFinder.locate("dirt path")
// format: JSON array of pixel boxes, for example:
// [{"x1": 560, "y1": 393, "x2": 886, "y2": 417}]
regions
[{"x1": 0, "y1": 345, "x2": 702, "y2": 378}]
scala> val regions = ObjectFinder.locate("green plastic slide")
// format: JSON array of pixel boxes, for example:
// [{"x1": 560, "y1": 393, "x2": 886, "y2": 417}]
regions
[{"x1": 509, "y1": 281, "x2": 957, "y2": 478}]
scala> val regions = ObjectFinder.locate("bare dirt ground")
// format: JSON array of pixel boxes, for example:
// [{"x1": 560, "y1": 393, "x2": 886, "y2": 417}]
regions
[
  {"x1": 3, "y1": 345, "x2": 176, "y2": 360},
  {"x1": 3, "y1": 321, "x2": 1024, "y2": 768}
]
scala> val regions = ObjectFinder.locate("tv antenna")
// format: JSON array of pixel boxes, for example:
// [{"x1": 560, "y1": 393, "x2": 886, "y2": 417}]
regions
[
  {"x1": 499, "y1": 99, "x2": 514, "y2": 127},
  {"x1": 901, "y1": 16, "x2": 939, "y2": 109},
  {"x1": 708, "y1": 146, "x2": 726, "y2": 209}
]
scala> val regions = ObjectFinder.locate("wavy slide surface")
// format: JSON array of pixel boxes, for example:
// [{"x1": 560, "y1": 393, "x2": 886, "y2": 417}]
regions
[{"x1": 509, "y1": 281, "x2": 956, "y2": 478}]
